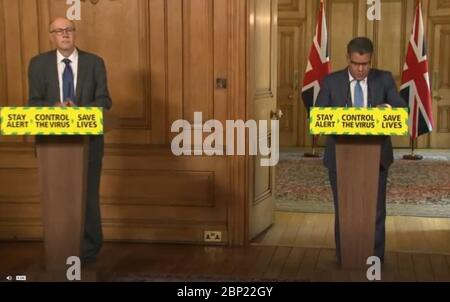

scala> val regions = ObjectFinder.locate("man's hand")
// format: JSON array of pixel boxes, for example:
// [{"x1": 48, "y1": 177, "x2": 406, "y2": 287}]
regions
[
  {"x1": 66, "y1": 100, "x2": 77, "y2": 107},
  {"x1": 54, "y1": 101, "x2": 66, "y2": 107},
  {"x1": 377, "y1": 103, "x2": 392, "y2": 109},
  {"x1": 54, "y1": 100, "x2": 77, "y2": 107}
]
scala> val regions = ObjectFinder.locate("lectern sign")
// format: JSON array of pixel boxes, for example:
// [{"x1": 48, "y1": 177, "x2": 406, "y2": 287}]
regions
[
  {"x1": 310, "y1": 107, "x2": 409, "y2": 136},
  {"x1": 0, "y1": 107, "x2": 103, "y2": 135}
]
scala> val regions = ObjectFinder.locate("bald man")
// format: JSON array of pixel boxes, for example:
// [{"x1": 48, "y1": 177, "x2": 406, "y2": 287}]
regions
[{"x1": 28, "y1": 17, "x2": 112, "y2": 264}]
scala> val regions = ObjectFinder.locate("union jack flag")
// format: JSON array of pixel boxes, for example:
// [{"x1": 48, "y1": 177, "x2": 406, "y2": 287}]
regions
[
  {"x1": 301, "y1": 0, "x2": 331, "y2": 114},
  {"x1": 400, "y1": 1, "x2": 434, "y2": 139}
]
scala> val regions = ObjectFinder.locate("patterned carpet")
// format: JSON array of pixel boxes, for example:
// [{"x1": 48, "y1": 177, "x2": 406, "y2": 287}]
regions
[{"x1": 276, "y1": 150, "x2": 450, "y2": 218}]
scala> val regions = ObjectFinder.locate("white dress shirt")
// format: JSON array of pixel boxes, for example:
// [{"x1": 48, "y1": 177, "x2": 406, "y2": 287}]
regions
[
  {"x1": 348, "y1": 71, "x2": 368, "y2": 108},
  {"x1": 57, "y1": 49, "x2": 78, "y2": 103}
]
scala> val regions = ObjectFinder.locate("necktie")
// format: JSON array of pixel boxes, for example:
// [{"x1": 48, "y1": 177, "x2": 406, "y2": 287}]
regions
[
  {"x1": 354, "y1": 80, "x2": 364, "y2": 108},
  {"x1": 62, "y1": 58, "x2": 75, "y2": 103}
]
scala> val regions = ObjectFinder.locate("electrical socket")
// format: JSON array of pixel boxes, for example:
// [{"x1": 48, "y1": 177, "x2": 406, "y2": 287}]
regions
[{"x1": 204, "y1": 231, "x2": 222, "y2": 242}]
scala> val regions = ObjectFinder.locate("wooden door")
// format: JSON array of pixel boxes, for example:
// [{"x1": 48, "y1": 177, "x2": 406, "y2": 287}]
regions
[
  {"x1": 277, "y1": 0, "x2": 311, "y2": 148},
  {"x1": 248, "y1": 0, "x2": 278, "y2": 240},
  {"x1": 428, "y1": 4, "x2": 450, "y2": 148},
  {"x1": 278, "y1": 25, "x2": 300, "y2": 146}
]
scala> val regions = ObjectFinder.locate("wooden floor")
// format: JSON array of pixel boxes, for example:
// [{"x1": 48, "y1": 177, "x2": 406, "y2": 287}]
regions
[
  {"x1": 253, "y1": 212, "x2": 450, "y2": 255},
  {"x1": 0, "y1": 241, "x2": 449, "y2": 282},
  {"x1": 1, "y1": 212, "x2": 449, "y2": 282}
]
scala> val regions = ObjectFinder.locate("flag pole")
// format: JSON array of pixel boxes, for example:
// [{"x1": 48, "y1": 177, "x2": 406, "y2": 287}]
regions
[
  {"x1": 304, "y1": 135, "x2": 321, "y2": 158},
  {"x1": 403, "y1": 137, "x2": 423, "y2": 160}
]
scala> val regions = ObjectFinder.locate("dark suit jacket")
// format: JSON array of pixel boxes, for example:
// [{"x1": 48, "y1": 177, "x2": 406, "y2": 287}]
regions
[
  {"x1": 28, "y1": 49, "x2": 112, "y2": 161},
  {"x1": 315, "y1": 68, "x2": 406, "y2": 171}
]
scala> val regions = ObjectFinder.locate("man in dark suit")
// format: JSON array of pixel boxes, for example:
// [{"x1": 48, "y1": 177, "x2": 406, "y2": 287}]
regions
[
  {"x1": 316, "y1": 37, "x2": 406, "y2": 264},
  {"x1": 28, "y1": 17, "x2": 112, "y2": 263}
]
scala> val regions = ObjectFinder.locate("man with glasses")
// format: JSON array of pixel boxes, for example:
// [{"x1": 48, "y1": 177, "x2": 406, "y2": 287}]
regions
[
  {"x1": 28, "y1": 17, "x2": 112, "y2": 265},
  {"x1": 316, "y1": 37, "x2": 406, "y2": 265}
]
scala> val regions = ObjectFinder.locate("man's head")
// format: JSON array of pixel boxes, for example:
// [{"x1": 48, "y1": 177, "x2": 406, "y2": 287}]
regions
[
  {"x1": 347, "y1": 37, "x2": 373, "y2": 81},
  {"x1": 49, "y1": 18, "x2": 76, "y2": 55}
]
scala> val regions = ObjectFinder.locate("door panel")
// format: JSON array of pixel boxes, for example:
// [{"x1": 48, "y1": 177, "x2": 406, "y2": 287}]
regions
[
  {"x1": 278, "y1": 25, "x2": 300, "y2": 146},
  {"x1": 249, "y1": 0, "x2": 277, "y2": 240},
  {"x1": 429, "y1": 20, "x2": 450, "y2": 148}
]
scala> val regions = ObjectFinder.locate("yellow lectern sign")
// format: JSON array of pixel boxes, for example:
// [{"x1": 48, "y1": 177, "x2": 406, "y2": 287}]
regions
[
  {"x1": 0, "y1": 107, "x2": 103, "y2": 135},
  {"x1": 310, "y1": 107, "x2": 409, "y2": 136}
]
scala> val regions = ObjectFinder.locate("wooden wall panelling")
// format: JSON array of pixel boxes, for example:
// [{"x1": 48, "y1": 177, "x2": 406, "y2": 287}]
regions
[
  {"x1": 0, "y1": 0, "x2": 30, "y2": 144},
  {"x1": 167, "y1": 0, "x2": 183, "y2": 143},
  {"x1": 2, "y1": 0, "x2": 24, "y2": 107},
  {"x1": 149, "y1": 0, "x2": 166, "y2": 144},
  {"x1": 36, "y1": 0, "x2": 51, "y2": 52},
  {"x1": 183, "y1": 0, "x2": 214, "y2": 124},
  {"x1": 213, "y1": 0, "x2": 228, "y2": 125},
  {"x1": 0, "y1": 149, "x2": 231, "y2": 243},
  {"x1": 101, "y1": 151, "x2": 228, "y2": 221},
  {"x1": 0, "y1": 149, "x2": 40, "y2": 240},
  {"x1": 19, "y1": 0, "x2": 40, "y2": 145},
  {"x1": 20, "y1": 0, "x2": 40, "y2": 83},
  {"x1": 430, "y1": 0, "x2": 450, "y2": 16},
  {"x1": 278, "y1": 0, "x2": 306, "y2": 20},
  {"x1": 0, "y1": 0, "x2": 235, "y2": 245},
  {"x1": 328, "y1": 0, "x2": 361, "y2": 71},
  {"x1": 373, "y1": 0, "x2": 407, "y2": 82},
  {"x1": 101, "y1": 170, "x2": 215, "y2": 208},
  {"x1": 0, "y1": 0, "x2": 7, "y2": 106},
  {"x1": 99, "y1": 0, "x2": 229, "y2": 243},
  {"x1": 0, "y1": 168, "x2": 38, "y2": 203},
  {"x1": 0, "y1": 145, "x2": 40, "y2": 240},
  {"x1": 100, "y1": 154, "x2": 229, "y2": 243}
]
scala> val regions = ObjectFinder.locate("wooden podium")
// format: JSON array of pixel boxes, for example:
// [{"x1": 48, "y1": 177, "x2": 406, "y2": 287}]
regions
[
  {"x1": 36, "y1": 111, "x2": 118, "y2": 275},
  {"x1": 335, "y1": 136, "x2": 382, "y2": 269},
  {"x1": 37, "y1": 136, "x2": 89, "y2": 272}
]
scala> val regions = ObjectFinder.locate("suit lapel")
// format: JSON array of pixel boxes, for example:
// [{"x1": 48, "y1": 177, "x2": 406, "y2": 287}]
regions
[
  {"x1": 367, "y1": 70, "x2": 375, "y2": 107},
  {"x1": 49, "y1": 50, "x2": 61, "y2": 103},
  {"x1": 341, "y1": 69, "x2": 351, "y2": 107},
  {"x1": 76, "y1": 49, "x2": 87, "y2": 105}
]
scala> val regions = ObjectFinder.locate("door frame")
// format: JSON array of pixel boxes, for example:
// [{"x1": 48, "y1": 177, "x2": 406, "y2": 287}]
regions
[{"x1": 227, "y1": 0, "x2": 250, "y2": 246}]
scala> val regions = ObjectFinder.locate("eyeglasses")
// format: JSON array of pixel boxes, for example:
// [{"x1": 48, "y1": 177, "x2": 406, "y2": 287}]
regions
[{"x1": 50, "y1": 27, "x2": 76, "y2": 36}]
